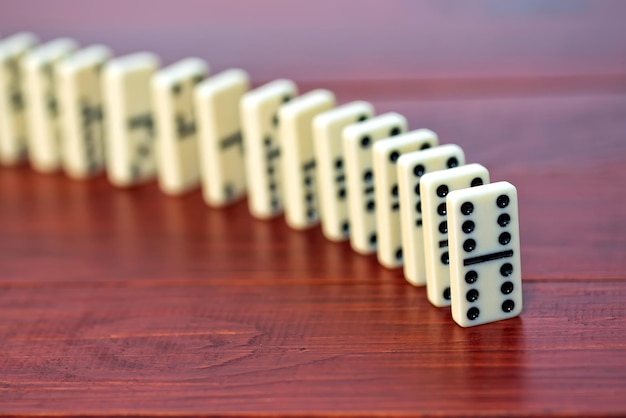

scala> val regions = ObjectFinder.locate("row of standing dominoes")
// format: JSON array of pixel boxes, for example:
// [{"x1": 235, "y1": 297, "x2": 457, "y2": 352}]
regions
[{"x1": 0, "y1": 32, "x2": 522, "y2": 327}]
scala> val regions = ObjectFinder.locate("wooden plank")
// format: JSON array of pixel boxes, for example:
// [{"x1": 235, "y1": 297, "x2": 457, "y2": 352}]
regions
[{"x1": 1, "y1": 280, "x2": 625, "y2": 415}]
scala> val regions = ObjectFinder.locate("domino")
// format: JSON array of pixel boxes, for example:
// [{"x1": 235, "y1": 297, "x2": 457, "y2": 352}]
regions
[
  {"x1": 56, "y1": 45, "x2": 112, "y2": 179},
  {"x1": 0, "y1": 32, "x2": 38, "y2": 165},
  {"x1": 195, "y1": 69, "x2": 250, "y2": 206},
  {"x1": 102, "y1": 52, "x2": 160, "y2": 187},
  {"x1": 343, "y1": 112, "x2": 408, "y2": 254},
  {"x1": 240, "y1": 79, "x2": 298, "y2": 219},
  {"x1": 372, "y1": 129, "x2": 439, "y2": 268},
  {"x1": 312, "y1": 101, "x2": 375, "y2": 242},
  {"x1": 152, "y1": 57, "x2": 208, "y2": 195},
  {"x1": 397, "y1": 144, "x2": 466, "y2": 286},
  {"x1": 447, "y1": 181, "x2": 522, "y2": 327},
  {"x1": 278, "y1": 89, "x2": 335, "y2": 229},
  {"x1": 22, "y1": 37, "x2": 77, "y2": 173},
  {"x1": 420, "y1": 163, "x2": 490, "y2": 307}
]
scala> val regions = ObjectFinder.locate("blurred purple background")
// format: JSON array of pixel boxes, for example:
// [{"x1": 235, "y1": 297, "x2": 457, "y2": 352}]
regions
[{"x1": 1, "y1": 0, "x2": 625, "y2": 84}]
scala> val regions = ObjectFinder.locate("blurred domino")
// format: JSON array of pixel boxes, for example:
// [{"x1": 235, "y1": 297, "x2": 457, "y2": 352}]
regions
[
  {"x1": 240, "y1": 79, "x2": 298, "y2": 219},
  {"x1": 372, "y1": 129, "x2": 438, "y2": 268},
  {"x1": 397, "y1": 144, "x2": 465, "y2": 286},
  {"x1": 343, "y1": 112, "x2": 407, "y2": 254},
  {"x1": 420, "y1": 163, "x2": 490, "y2": 306},
  {"x1": 57, "y1": 45, "x2": 111, "y2": 178},
  {"x1": 22, "y1": 37, "x2": 77, "y2": 173},
  {"x1": 279, "y1": 89, "x2": 335, "y2": 229},
  {"x1": 0, "y1": 32, "x2": 38, "y2": 165},
  {"x1": 447, "y1": 181, "x2": 523, "y2": 327},
  {"x1": 152, "y1": 58, "x2": 208, "y2": 195},
  {"x1": 103, "y1": 52, "x2": 160, "y2": 187},
  {"x1": 313, "y1": 101, "x2": 374, "y2": 241},
  {"x1": 195, "y1": 69, "x2": 250, "y2": 206}
]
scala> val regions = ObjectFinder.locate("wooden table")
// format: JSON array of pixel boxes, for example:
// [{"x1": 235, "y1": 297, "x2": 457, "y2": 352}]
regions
[{"x1": 1, "y1": 1, "x2": 626, "y2": 416}]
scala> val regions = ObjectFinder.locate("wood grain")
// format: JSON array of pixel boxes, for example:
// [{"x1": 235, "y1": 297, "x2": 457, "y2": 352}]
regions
[
  {"x1": 1, "y1": 1, "x2": 626, "y2": 416},
  {"x1": 2, "y1": 276, "x2": 626, "y2": 415}
]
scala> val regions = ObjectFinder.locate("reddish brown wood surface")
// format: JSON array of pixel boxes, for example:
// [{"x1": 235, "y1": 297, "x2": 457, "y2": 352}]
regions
[{"x1": 1, "y1": 1, "x2": 626, "y2": 416}]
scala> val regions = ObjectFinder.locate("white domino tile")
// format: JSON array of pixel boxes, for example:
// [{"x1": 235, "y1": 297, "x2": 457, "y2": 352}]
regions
[
  {"x1": 240, "y1": 79, "x2": 298, "y2": 219},
  {"x1": 343, "y1": 112, "x2": 408, "y2": 254},
  {"x1": 313, "y1": 101, "x2": 375, "y2": 242},
  {"x1": 152, "y1": 57, "x2": 208, "y2": 195},
  {"x1": 22, "y1": 37, "x2": 77, "y2": 173},
  {"x1": 103, "y1": 52, "x2": 160, "y2": 187},
  {"x1": 420, "y1": 163, "x2": 490, "y2": 307},
  {"x1": 0, "y1": 32, "x2": 38, "y2": 165},
  {"x1": 447, "y1": 181, "x2": 523, "y2": 327},
  {"x1": 372, "y1": 129, "x2": 439, "y2": 268},
  {"x1": 278, "y1": 89, "x2": 335, "y2": 230},
  {"x1": 195, "y1": 69, "x2": 250, "y2": 206},
  {"x1": 397, "y1": 144, "x2": 465, "y2": 286},
  {"x1": 56, "y1": 45, "x2": 112, "y2": 179}
]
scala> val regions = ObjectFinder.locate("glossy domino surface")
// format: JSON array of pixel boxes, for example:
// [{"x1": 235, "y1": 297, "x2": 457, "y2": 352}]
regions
[
  {"x1": 372, "y1": 129, "x2": 438, "y2": 268},
  {"x1": 342, "y1": 112, "x2": 408, "y2": 254},
  {"x1": 420, "y1": 163, "x2": 490, "y2": 306},
  {"x1": 152, "y1": 57, "x2": 208, "y2": 194},
  {"x1": 240, "y1": 79, "x2": 298, "y2": 219},
  {"x1": 313, "y1": 101, "x2": 374, "y2": 241},
  {"x1": 22, "y1": 38, "x2": 77, "y2": 173},
  {"x1": 103, "y1": 52, "x2": 160, "y2": 187},
  {"x1": 447, "y1": 181, "x2": 523, "y2": 327},
  {"x1": 56, "y1": 45, "x2": 111, "y2": 179},
  {"x1": 396, "y1": 144, "x2": 465, "y2": 286},
  {"x1": 0, "y1": 32, "x2": 38, "y2": 165},
  {"x1": 196, "y1": 69, "x2": 250, "y2": 206},
  {"x1": 278, "y1": 89, "x2": 335, "y2": 230}
]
